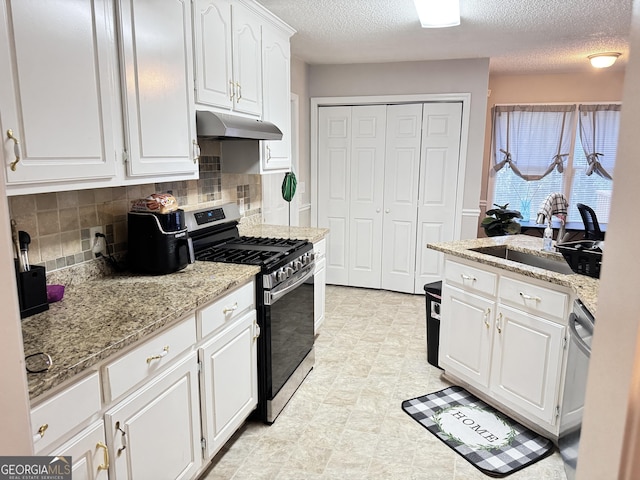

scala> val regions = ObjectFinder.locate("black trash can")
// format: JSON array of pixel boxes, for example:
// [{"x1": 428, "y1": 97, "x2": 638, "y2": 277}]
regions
[{"x1": 424, "y1": 281, "x2": 443, "y2": 369}]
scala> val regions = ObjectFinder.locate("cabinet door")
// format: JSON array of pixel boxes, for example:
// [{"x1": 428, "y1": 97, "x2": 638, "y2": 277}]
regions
[
  {"x1": 231, "y1": 2, "x2": 262, "y2": 116},
  {"x1": 318, "y1": 106, "x2": 351, "y2": 286},
  {"x1": 414, "y1": 102, "x2": 463, "y2": 292},
  {"x1": 118, "y1": 0, "x2": 198, "y2": 177},
  {"x1": 440, "y1": 284, "x2": 494, "y2": 388},
  {"x1": 347, "y1": 106, "x2": 387, "y2": 289},
  {"x1": 261, "y1": 23, "x2": 291, "y2": 172},
  {"x1": 314, "y1": 255, "x2": 326, "y2": 333},
  {"x1": 381, "y1": 104, "x2": 423, "y2": 293},
  {"x1": 0, "y1": 0, "x2": 119, "y2": 186},
  {"x1": 199, "y1": 310, "x2": 258, "y2": 460},
  {"x1": 105, "y1": 352, "x2": 201, "y2": 480},
  {"x1": 490, "y1": 305, "x2": 565, "y2": 425},
  {"x1": 193, "y1": 0, "x2": 233, "y2": 109},
  {"x1": 49, "y1": 421, "x2": 108, "y2": 480}
]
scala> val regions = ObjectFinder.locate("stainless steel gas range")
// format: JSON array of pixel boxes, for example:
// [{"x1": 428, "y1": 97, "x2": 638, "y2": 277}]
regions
[{"x1": 185, "y1": 204, "x2": 315, "y2": 423}]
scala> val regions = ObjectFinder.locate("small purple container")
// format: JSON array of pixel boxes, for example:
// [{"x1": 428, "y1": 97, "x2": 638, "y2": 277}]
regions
[{"x1": 46, "y1": 285, "x2": 65, "y2": 303}]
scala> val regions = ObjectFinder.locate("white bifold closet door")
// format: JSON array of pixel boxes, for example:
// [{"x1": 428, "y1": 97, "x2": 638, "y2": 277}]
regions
[
  {"x1": 317, "y1": 102, "x2": 462, "y2": 294},
  {"x1": 414, "y1": 102, "x2": 463, "y2": 292}
]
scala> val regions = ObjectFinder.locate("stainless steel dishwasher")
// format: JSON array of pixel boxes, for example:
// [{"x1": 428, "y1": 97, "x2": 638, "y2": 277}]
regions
[{"x1": 559, "y1": 300, "x2": 594, "y2": 480}]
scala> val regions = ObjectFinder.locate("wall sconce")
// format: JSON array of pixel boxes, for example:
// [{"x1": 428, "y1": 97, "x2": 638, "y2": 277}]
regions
[
  {"x1": 413, "y1": 0, "x2": 460, "y2": 28},
  {"x1": 588, "y1": 52, "x2": 621, "y2": 68}
]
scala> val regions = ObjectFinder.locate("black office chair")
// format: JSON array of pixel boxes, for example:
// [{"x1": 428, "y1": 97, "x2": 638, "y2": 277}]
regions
[{"x1": 577, "y1": 203, "x2": 605, "y2": 241}]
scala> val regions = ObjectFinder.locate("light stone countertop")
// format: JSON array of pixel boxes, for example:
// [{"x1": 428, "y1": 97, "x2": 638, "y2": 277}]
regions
[
  {"x1": 23, "y1": 261, "x2": 259, "y2": 400},
  {"x1": 239, "y1": 224, "x2": 329, "y2": 244},
  {"x1": 427, "y1": 235, "x2": 599, "y2": 316}
]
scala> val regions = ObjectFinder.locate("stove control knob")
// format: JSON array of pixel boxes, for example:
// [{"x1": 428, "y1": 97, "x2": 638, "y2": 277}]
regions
[
  {"x1": 294, "y1": 260, "x2": 302, "y2": 270},
  {"x1": 286, "y1": 267, "x2": 294, "y2": 277},
  {"x1": 276, "y1": 269, "x2": 286, "y2": 281}
]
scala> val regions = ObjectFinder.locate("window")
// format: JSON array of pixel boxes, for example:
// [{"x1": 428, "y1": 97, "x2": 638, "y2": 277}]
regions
[{"x1": 490, "y1": 103, "x2": 619, "y2": 224}]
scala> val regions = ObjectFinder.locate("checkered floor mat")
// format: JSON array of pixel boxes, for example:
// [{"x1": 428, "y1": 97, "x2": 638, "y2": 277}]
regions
[{"x1": 402, "y1": 386, "x2": 555, "y2": 477}]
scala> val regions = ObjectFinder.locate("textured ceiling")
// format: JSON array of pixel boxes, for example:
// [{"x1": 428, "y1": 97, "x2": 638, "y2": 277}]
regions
[{"x1": 255, "y1": 0, "x2": 632, "y2": 73}]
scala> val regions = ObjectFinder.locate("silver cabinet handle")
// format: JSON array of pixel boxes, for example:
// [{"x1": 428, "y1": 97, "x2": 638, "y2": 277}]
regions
[
  {"x1": 229, "y1": 80, "x2": 235, "y2": 100},
  {"x1": 496, "y1": 312, "x2": 503, "y2": 334},
  {"x1": 236, "y1": 82, "x2": 242, "y2": 100},
  {"x1": 519, "y1": 292, "x2": 541, "y2": 302},
  {"x1": 460, "y1": 273, "x2": 477, "y2": 282},
  {"x1": 192, "y1": 140, "x2": 200, "y2": 164}
]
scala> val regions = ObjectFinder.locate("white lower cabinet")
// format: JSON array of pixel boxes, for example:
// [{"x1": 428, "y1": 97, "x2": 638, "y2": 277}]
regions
[
  {"x1": 313, "y1": 239, "x2": 327, "y2": 333},
  {"x1": 490, "y1": 304, "x2": 565, "y2": 425},
  {"x1": 30, "y1": 279, "x2": 259, "y2": 480},
  {"x1": 48, "y1": 421, "x2": 109, "y2": 480},
  {"x1": 105, "y1": 352, "x2": 202, "y2": 480},
  {"x1": 440, "y1": 256, "x2": 572, "y2": 437},
  {"x1": 440, "y1": 285, "x2": 494, "y2": 388},
  {"x1": 199, "y1": 310, "x2": 258, "y2": 459}
]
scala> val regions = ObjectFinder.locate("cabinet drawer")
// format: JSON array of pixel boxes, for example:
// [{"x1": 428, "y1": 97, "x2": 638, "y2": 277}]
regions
[
  {"x1": 499, "y1": 276, "x2": 568, "y2": 320},
  {"x1": 31, "y1": 372, "x2": 101, "y2": 454},
  {"x1": 445, "y1": 260, "x2": 497, "y2": 296},
  {"x1": 198, "y1": 280, "x2": 255, "y2": 339},
  {"x1": 103, "y1": 316, "x2": 196, "y2": 403}
]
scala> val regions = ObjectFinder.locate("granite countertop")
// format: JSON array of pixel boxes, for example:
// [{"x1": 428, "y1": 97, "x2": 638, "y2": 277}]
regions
[
  {"x1": 239, "y1": 224, "x2": 329, "y2": 244},
  {"x1": 23, "y1": 261, "x2": 259, "y2": 400},
  {"x1": 427, "y1": 235, "x2": 599, "y2": 315}
]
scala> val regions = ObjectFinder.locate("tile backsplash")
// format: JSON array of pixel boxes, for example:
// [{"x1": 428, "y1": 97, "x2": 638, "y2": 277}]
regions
[{"x1": 8, "y1": 140, "x2": 262, "y2": 273}]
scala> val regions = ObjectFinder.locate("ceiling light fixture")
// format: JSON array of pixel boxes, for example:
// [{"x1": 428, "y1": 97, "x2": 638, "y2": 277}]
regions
[
  {"x1": 413, "y1": 0, "x2": 460, "y2": 28},
  {"x1": 588, "y1": 52, "x2": 621, "y2": 68}
]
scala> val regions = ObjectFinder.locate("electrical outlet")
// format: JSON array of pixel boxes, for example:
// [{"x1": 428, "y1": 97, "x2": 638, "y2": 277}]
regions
[
  {"x1": 89, "y1": 226, "x2": 106, "y2": 257},
  {"x1": 89, "y1": 226, "x2": 103, "y2": 241}
]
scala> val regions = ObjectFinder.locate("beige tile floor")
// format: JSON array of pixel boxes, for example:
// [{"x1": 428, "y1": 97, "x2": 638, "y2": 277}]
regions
[{"x1": 200, "y1": 285, "x2": 567, "y2": 480}]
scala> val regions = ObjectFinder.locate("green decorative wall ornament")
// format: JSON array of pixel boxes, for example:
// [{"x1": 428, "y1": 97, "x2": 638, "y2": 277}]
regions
[{"x1": 282, "y1": 171, "x2": 297, "y2": 202}]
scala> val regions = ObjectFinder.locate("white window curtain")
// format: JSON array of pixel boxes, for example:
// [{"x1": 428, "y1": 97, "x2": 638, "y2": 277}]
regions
[
  {"x1": 578, "y1": 104, "x2": 621, "y2": 180},
  {"x1": 492, "y1": 105, "x2": 577, "y2": 181}
]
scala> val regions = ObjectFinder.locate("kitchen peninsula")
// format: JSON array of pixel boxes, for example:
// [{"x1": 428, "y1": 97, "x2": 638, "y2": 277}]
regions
[{"x1": 427, "y1": 234, "x2": 598, "y2": 440}]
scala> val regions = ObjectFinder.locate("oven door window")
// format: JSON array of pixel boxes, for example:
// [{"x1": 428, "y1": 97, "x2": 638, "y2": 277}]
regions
[{"x1": 265, "y1": 281, "x2": 314, "y2": 399}]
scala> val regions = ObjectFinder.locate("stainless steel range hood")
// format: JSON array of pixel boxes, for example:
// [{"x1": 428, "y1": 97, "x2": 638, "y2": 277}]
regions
[{"x1": 196, "y1": 110, "x2": 282, "y2": 141}]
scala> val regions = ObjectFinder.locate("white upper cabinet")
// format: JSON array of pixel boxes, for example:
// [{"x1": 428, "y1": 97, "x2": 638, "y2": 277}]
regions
[
  {"x1": 0, "y1": 0, "x2": 198, "y2": 194},
  {"x1": 261, "y1": 21, "x2": 292, "y2": 172},
  {"x1": 118, "y1": 0, "x2": 199, "y2": 178},
  {"x1": 193, "y1": 0, "x2": 262, "y2": 116},
  {"x1": 0, "y1": 0, "x2": 120, "y2": 188},
  {"x1": 193, "y1": 0, "x2": 233, "y2": 109},
  {"x1": 231, "y1": 2, "x2": 262, "y2": 116}
]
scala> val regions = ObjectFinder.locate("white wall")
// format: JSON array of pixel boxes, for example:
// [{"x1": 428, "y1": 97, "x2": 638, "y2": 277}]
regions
[
  {"x1": 290, "y1": 56, "x2": 312, "y2": 226},
  {"x1": 308, "y1": 58, "x2": 490, "y2": 238},
  {"x1": 578, "y1": 0, "x2": 640, "y2": 477}
]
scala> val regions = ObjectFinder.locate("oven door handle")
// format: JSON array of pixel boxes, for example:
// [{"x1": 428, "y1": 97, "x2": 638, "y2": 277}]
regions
[{"x1": 266, "y1": 265, "x2": 315, "y2": 305}]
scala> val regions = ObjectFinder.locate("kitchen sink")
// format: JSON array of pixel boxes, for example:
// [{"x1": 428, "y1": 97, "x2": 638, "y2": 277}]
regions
[{"x1": 470, "y1": 245, "x2": 575, "y2": 275}]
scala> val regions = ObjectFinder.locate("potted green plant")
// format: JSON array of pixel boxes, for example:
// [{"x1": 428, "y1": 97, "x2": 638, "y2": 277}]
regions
[{"x1": 481, "y1": 203, "x2": 523, "y2": 237}]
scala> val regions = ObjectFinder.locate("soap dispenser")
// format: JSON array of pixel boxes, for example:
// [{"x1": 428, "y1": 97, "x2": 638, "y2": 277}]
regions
[{"x1": 543, "y1": 223, "x2": 553, "y2": 251}]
